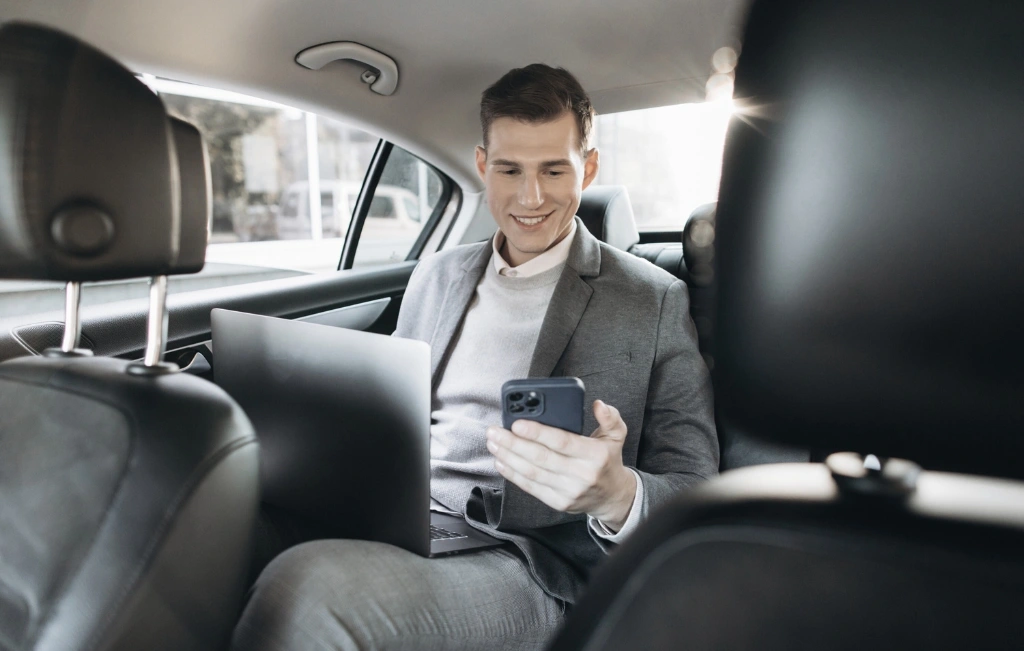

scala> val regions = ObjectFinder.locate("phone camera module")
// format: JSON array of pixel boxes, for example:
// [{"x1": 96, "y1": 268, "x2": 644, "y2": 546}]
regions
[
  {"x1": 509, "y1": 392, "x2": 523, "y2": 402},
  {"x1": 525, "y1": 395, "x2": 540, "y2": 408}
]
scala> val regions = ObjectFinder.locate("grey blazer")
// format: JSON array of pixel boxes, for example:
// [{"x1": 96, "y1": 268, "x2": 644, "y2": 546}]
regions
[{"x1": 394, "y1": 217, "x2": 718, "y2": 604}]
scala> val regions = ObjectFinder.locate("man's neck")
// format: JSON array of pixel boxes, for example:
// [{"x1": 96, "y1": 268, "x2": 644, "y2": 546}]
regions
[{"x1": 501, "y1": 223, "x2": 573, "y2": 268}]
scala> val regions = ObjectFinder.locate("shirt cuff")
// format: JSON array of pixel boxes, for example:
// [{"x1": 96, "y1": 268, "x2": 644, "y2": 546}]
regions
[{"x1": 588, "y1": 468, "x2": 644, "y2": 543}]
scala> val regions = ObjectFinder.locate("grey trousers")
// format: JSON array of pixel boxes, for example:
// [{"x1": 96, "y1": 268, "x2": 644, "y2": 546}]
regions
[{"x1": 230, "y1": 540, "x2": 565, "y2": 651}]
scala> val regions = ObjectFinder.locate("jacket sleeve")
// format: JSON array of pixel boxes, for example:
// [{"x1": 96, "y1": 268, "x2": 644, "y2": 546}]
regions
[{"x1": 632, "y1": 279, "x2": 719, "y2": 517}]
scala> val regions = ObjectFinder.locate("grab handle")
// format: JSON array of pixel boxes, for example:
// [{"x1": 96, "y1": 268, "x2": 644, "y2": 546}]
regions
[{"x1": 295, "y1": 41, "x2": 399, "y2": 96}]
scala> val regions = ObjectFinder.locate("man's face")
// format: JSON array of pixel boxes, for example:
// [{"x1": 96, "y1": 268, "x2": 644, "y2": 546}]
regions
[{"x1": 476, "y1": 112, "x2": 599, "y2": 267}]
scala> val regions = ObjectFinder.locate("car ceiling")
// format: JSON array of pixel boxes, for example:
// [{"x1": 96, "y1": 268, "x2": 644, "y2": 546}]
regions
[{"x1": 2, "y1": 0, "x2": 747, "y2": 191}]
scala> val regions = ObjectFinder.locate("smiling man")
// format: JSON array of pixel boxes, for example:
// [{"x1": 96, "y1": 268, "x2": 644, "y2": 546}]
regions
[{"x1": 233, "y1": 64, "x2": 718, "y2": 651}]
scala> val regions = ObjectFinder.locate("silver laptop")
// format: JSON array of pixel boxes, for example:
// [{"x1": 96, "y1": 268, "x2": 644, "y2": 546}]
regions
[{"x1": 211, "y1": 308, "x2": 503, "y2": 557}]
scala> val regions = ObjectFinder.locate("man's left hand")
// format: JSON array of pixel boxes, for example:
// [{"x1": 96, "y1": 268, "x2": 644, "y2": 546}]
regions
[{"x1": 486, "y1": 400, "x2": 637, "y2": 531}]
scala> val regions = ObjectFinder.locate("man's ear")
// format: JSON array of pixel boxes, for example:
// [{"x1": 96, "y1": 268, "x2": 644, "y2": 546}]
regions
[
  {"x1": 581, "y1": 148, "x2": 600, "y2": 191},
  {"x1": 475, "y1": 146, "x2": 488, "y2": 183}
]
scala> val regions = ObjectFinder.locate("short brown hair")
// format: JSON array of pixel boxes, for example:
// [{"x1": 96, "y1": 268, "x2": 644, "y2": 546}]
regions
[{"x1": 480, "y1": 64, "x2": 595, "y2": 155}]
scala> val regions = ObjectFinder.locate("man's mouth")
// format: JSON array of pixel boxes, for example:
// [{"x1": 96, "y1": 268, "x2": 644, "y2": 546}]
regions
[{"x1": 512, "y1": 212, "x2": 552, "y2": 226}]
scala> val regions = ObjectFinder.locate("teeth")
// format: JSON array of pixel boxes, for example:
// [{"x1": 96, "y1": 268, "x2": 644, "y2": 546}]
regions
[{"x1": 515, "y1": 215, "x2": 546, "y2": 225}]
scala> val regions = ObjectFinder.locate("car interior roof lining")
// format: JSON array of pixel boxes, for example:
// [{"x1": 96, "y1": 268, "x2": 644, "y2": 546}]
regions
[{"x1": 0, "y1": 0, "x2": 748, "y2": 192}]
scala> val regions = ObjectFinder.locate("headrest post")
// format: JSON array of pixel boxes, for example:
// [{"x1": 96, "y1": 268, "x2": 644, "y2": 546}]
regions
[
  {"x1": 61, "y1": 281, "x2": 82, "y2": 352},
  {"x1": 143, "y1": 275, "x2": 169, "y2": 367}
]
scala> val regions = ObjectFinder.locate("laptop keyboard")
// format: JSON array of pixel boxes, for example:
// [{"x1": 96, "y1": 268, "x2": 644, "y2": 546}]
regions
[{"x1": 430, "y1": 524, "x2": 469, "y2": 541}]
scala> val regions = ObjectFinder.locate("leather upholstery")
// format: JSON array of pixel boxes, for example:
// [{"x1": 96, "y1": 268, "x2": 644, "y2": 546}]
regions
[
  {"x1": 680, "y1": 202, "x2": 715, "y2": 356},
  {"x1": 577, "y1": 185, "x2": 640, "y2": 252},
  {"x1": 681, "y1": 202, "x2": 715, "y2": 291},
  {"x1": 628, "y1": 242, "x2": 688, "y2": 283},
  {"x1": 0, "y1": 22, "x2": 180, "y2": 282},
  {"x1": 713, "y1": 0, "x2": 1024, "y2": 478},
  {"x1": 0, "y1": 357, "x2": 259, "y2": 651},
  {"x1": 550, "y1": 463, "x2": 1024, "y2": 651},
  {"x1": 680, "y1": 201, "x2": 809, "y2": 469},
  {"x1": 547, "y1": 1, "x2": 1024, "y2": 649},
  {"x1": 169, "y1": 117, "x2": 211, "y2": 275},
  {"x1": 0, "y1": 22, "x2": 260, "y2": 651}
]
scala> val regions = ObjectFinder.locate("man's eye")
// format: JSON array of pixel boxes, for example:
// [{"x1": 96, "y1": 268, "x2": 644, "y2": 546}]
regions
[
  {"x1": 547, "y1": 170, "x2": 565, "y2": 177},
  {"x1": 499, "y1": 169, "x2": 519, "y2": 176}
]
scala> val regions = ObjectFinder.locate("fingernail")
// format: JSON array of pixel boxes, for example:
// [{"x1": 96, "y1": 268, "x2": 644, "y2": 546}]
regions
[
  {"x1": 485, "y1": 427, "x2": 495, "y2": 439},
  {"x1": 486, "y1": 440, "x2": 497, "y2": 453},
  {"x1": 495, "y1": 460, "x2": 506, "y2": 472}
]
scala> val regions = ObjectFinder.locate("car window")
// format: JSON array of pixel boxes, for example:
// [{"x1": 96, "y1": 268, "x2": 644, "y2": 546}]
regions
[
  {"x1": 321, "y1": 192, "x2": 335, "y2": 218},
  {"x1": 403, "y1": 197, "x2": 421, "y2": 223},
  {"x1": 0, "y1": 78, "x2": 407, "y2": 319},
  {"x1": 352, "y1": 147, "x2": 447, "y2": 268},
  {"x1": 156, "y1": 79, "x2": 379, "y2": 267},
  {"x1": 591, "y1": 100, "x2": 733, "y2": 231},
  {"x1": 369, "y1": 196, "x2": 396, "y2": 219}
]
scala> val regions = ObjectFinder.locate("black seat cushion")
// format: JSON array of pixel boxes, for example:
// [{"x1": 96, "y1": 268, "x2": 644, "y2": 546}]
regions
[
  {"x1": 549, "y1": 464, "x2": 1024, "y2": 651},
  {"x1": 713, "y1": 0, "x2": 1024, "y2": 477},
  {"x1": 629, "y1": 242, "x2": 688, "y2": 283},
  {"x1": 0, "y1": 22, "x2": 261, "y2": 651},
  {"x1": 0, "y1": 356, "x2": 259, "y2": 650}
]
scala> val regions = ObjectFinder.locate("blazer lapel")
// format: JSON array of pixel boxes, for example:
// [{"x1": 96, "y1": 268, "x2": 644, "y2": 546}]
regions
[
  {"x1": 527, "y1": 217, "x2": 602, "y2": 379},
  {"x1": 429, "y1": 240, "x2": 492, "y2": 384}
]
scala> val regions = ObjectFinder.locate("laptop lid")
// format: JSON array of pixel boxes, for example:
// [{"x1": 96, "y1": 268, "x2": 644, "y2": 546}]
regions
[{"x1": 211, "y1": 308, "x2": 431, "y2": 556}]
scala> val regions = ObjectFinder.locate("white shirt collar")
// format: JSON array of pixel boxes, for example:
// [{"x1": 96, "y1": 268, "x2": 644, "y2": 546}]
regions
[{"x1": 492, "y1": 219, "x2": 577, "y2": 278}]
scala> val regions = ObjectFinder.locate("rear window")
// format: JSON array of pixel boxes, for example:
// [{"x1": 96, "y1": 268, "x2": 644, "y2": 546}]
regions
[{"x1": 591, "y1": 100, "x2": 733, "y2": 231}]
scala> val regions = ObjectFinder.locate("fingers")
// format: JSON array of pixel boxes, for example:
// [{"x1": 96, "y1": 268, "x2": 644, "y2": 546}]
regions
[
  {"x1": 507, "y1": 419, "x2": 588, "y2": 457},
  {"x1": 590, "y1": 400, "x2": 628, "y2": 442},
  {"x1": 489, "y1": 439, "x2": 574, "y2": 493},
  {"x1": 493, "y1": 456, "x2": 578, "y2": 513},
  {"x1": 486, "y1": 426, "x2": 578, "y2": 472}
]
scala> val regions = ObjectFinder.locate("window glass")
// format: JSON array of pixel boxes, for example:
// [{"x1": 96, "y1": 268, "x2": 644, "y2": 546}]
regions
[
  {"x1": 370, "y1": 196, "x2": 396, "y2": 219},
  {"x1": 352, "y1": 147, "x2": 446, "y2": 268},
  {"x1": 157, "y1": 80, "x2": 379, "y2": 276},
  {"x1": 403, "y1": 197, "x2": 420, "y2": 223},
  {"x1": 321, "y1": 192, "x2": 334, "y2": 219},
  {"x1": 0, "y1": 80, "x2": 446, "y2": 318},
  {"x1": 591, "y1": 101, "x2": 733, "y2": 231}
]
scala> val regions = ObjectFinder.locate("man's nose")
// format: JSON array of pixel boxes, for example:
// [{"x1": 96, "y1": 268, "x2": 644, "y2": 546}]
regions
[{"x1": 517, "y1": 176, "x2": 544, "y2": 211}]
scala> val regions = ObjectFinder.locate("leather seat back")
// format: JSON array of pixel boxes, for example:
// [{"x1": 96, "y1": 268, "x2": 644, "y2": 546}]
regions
[
  {"x1": 0, "y1": 23, "x2": 259, "y2": 651},
  {"x1": 548, "y1": 1, "x2": 1024, "y2": 649},
  {"x1": 577, "y1": 185, "x2": 640, "y2": 251},
  {"x1": 682, "y1": 202, "x2": 810, "y2": 469}
]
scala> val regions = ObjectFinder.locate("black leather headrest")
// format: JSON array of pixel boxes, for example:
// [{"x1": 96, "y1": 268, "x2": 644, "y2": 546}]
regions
[
  {"x1": 169, "y1": 117, "x2": 210, "y2": 274},
  {"x1": 0, "y1": 22, "x2": 180, "y2": 282},
  {"x1": 578, "y1": 185, "x2": 640, "y2": 251},
  {"x1": 714, "y1": 1, "x2": 1024, "y2": 478},
  {"x1": 682, "y1": 202, "x2": 716, "y2": 288}
]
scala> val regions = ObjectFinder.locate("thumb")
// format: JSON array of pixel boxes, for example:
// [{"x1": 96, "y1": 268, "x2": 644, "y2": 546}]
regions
[{"x1": 591, "y1": 400, "x2": 627, "y2": 442}]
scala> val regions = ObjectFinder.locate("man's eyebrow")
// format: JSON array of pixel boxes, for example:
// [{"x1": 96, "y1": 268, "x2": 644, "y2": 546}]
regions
[
  {"x1": 539, "y1": 159, "x2": 574, "y2": 168},
  {"x1": 488, "y1": 158, "x2": 574, "y2": 168}
]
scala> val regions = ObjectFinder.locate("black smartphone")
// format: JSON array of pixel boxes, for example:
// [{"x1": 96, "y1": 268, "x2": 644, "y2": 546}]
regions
[{"x1": 501, "y1": 377, "x2": 586, "y2": 435}]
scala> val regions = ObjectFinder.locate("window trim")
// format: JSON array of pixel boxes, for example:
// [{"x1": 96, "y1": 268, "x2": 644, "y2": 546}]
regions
[
  {"x1": 338, "y1": 141, "x2": 455, "y2": 270},
  {"x1": 404, "y1": 162, "x2": 454, "y2": 262},
  {"x1": 339, "y1": 139, "x2": 391, "y2": 270}
]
